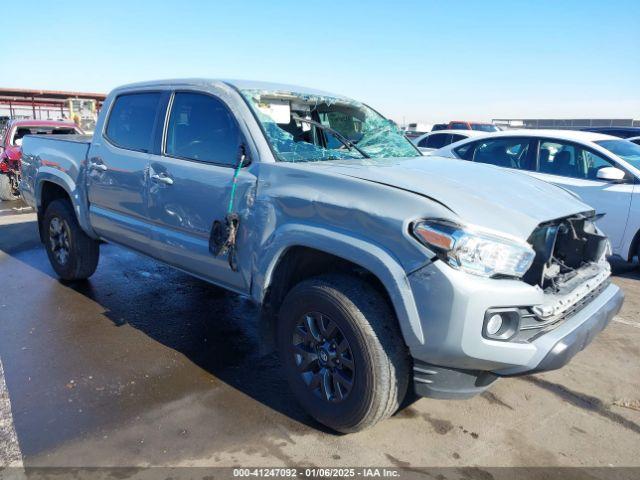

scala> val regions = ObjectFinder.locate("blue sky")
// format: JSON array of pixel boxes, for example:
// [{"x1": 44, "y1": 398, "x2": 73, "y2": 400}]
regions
[{"x1": 3, "y1": 0, "x2": 639, "y2": 124}]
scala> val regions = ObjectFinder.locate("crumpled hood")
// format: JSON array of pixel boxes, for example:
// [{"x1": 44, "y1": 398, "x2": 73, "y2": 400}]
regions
[{"x1": 290, "y1": 156, "x2": 593, "y2": 240}]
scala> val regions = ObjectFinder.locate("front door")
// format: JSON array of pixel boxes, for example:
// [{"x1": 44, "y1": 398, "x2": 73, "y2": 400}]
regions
[{"x1": 147, "y1": 91, "x2": 256, "y2": 292}]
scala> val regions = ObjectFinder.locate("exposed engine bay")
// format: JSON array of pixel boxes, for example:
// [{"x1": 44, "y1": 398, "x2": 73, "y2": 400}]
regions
[
  {"x1": 522, "y1": 214, "x2": 611, "y2": 323},
  {"x1": 524, "y1": 213, "x2": 610, "y2": 291}
]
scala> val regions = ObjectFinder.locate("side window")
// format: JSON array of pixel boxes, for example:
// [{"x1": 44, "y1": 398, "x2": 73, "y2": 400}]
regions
[
  {"x1": 417, "y1": 135, "x2": 430, "y2": 148},
  {"x1": 425, "y1": 133, "x2": 449, "y2": 149},
  {"x1": 536, "y1": 140, "x2": 607, "y2": 179},
  {"x1": 471, "y1": 138, "x2": 531, "y2": 169},
  {"x1": 165, "y1": 92, "x2": 241, "y2": 166},
  {"x1": 450, "y1": 134, "x2": 467, "y2": 144},
  {"x1": 105, "y1": 92, "x2": 162, "y2": 152},
  {"x1": 454, "y1": 141, "x2": 476, "y2": 160},
  {"x1": 583, "y1": 150, "x2": 614, "y2": 179}
]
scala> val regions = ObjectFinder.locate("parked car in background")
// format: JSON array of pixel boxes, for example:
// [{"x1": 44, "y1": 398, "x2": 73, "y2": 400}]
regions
[
  {"x1": 20, "y1": 79, "x2": 623, "y2": 432},
  {"x1": 580, "y1": 126, "x2": 640, "y2": 139},
  {"x1": 403, "y1": 130, "x2": 427, "y2": 140},
  {"x1": 412, "y1": 129, "x2": 487, "y2": 154},
  {"x1": 0, "y1": 119, "x2": 82, "y2": 200},
  {"x1": 434, "y1": 130, "x2": 640, "y2": 263},
  {"x1": 448, "y1": 120, "x2": 500, "y2": 132},
  {"x1": 431, "y1": 123, "x2": 448, "y2": 131},
  {"x1": 403, "y1": 122, "x2": 431, "y2": 140}
]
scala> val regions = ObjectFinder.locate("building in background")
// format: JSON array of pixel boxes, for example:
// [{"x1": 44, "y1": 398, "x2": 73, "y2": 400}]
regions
[
  {"x1": 0, "y1": 88, "x2": 106, "y2": 134},
  {"x1": 493, "y1": 118, "x2": 640, "y2": 130}
]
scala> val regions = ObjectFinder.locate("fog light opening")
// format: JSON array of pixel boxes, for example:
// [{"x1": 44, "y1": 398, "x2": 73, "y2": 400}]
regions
[
  {"x1": 486, "y1": 314, "x2": 503, "y2": 336},
  {"x1": 483, "y1": 308, "x2": 521, "y2": 341}
]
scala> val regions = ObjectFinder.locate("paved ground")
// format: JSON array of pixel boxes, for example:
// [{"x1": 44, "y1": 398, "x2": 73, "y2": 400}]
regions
[{"x1": 0, "y1": 200, "x2": 638, "y2": 468}]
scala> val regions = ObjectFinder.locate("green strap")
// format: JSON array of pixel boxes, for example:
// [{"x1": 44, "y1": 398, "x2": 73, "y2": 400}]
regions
[{"x1": 227, "y1": 154, "x2": 246, "y2": 214}]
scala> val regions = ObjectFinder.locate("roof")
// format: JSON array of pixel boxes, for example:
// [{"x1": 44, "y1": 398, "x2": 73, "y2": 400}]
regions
[
  {"x1": 424, "y1": 129, "x2": 489, "y2": 136},
  {"x1": 472, "y1": 129, "x2": 620, "y2": 143},
  {"x1": 449, "y1": 120, "x2": 495, "y2": 125},
  {"x1": 113, "y1": 78, "x2": 347, "y2": 99},
  {"x1": 413, "y1": 129, "x2": 489, "y2": 144},
  {"x1": 581, "y1": 126, "x2": 640, "y2": 138}
]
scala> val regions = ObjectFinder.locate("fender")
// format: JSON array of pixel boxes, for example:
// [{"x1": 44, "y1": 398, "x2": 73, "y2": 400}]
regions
[
  {"x1": 252, "y1": 223, "x2": 427, "y2": 348},
  {"x1": 36, "y1": 167, "x2": 98, "y2": 239}
]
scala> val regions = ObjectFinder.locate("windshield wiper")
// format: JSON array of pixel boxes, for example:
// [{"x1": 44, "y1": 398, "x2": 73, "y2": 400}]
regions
[{"x1": 291, "y1": 114, "x2": 370, "y2": 159}]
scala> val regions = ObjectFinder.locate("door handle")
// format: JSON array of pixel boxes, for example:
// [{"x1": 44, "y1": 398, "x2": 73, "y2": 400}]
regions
[
  {"x1": 150, "y1": 173, "x2": 174, "y2": 185},
  {"x1": 89, "y1": 161, "x2": 107, "y2": 172}
]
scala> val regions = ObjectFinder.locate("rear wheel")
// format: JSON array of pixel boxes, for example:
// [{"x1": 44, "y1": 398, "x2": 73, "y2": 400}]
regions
[
  {"x1": 0, "y1": 174, "x2": 18, "y2": 201},
  {"x1": 277, "y1": 274, "x2": 410, "y2": 433},
  {"x1": 43, "y1": 199, "x2": 100, "y2": 280}
]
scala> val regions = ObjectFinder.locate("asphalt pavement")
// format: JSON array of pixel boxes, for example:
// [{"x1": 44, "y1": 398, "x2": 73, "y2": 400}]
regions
[{"x1": 0, "y1": 200, "x2": 638, "y2": 470}]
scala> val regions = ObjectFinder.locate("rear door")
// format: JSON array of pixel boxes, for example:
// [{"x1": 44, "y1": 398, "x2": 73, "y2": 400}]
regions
[
  {"x1": 146, "y1": 90, "x2": 256, "y2": 292},
  {"x1": 528, "y1": 139, "x2": 633, "y2": 251},
  {"x1": 87, "y1": 91, "x2": 165, "y2": 252}
]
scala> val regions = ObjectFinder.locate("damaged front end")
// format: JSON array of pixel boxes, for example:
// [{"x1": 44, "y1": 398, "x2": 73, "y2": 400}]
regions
[{"x1": 519, "y1": 213, "x2": 612, "y2": 338}]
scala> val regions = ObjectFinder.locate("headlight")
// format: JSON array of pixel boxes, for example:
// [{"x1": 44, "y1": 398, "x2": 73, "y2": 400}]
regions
[{"x1": 412, "y1": 219, "x2": 535, "y2": 278}]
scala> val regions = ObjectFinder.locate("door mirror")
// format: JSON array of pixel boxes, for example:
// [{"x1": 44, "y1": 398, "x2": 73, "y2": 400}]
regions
[
  {"x1": 596, "y1": 166, "x2": 626, "y2": 182},
  {"x1": 14, "y1": 138, "x2": 23, "y2": 147}
]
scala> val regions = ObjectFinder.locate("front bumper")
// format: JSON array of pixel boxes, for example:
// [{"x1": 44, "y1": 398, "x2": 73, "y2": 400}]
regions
[
  {"x1": 500, "y1": 284, "x2": 623, "y2": 375},
  {"x1": 408, "y1": 261, "x2": 624, "y2": 398}
]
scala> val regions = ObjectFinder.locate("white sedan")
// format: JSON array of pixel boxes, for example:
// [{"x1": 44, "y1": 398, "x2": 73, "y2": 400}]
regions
[
  {"x1": 412, "y1": 130, "x2": 488, "y2": 154},
  {"x1": 433, "y1": 130, "x2": 640, "y2": 263}
]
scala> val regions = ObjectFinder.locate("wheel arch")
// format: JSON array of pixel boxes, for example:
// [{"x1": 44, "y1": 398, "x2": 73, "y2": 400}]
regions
[
  {"x1": 253, "y1": 225, "x2": 425, "y2": 354},
  {"x1": 36, "y1": 171, "x2": 96, "y2": 242}
]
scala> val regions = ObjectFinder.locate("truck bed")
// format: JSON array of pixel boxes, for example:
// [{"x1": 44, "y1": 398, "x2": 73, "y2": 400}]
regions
[{"x1": 20, "y1": 134, "x2": 93, "y2": 209}]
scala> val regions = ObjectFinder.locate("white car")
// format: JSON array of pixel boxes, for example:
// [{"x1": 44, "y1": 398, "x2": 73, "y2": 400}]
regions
[
  {"x1": 628, "y1": 136, "x2": 640, "y2": 146},
  {"x1": 433, "y1": 130, "x2": 640, "y2": 262},
  {"x1": 412, "y1": 129, "x2": 488, "y2": 154}
]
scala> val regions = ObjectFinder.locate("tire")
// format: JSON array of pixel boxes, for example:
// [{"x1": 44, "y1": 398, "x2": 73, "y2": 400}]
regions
[
  {"x1": 0, "y1": 175, "x2": 18, "y2": 201},
  {"x1": 43, "y1": 199, "x2": 100, "y2": 280},
  {"x1": 277, "y1": 274, "x2": 410, "y2": 433}
]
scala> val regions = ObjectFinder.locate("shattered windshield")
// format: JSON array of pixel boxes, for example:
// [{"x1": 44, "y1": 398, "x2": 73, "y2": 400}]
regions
[{"x1": 241, "y1": 89, "x2": 420, "y2": 162}]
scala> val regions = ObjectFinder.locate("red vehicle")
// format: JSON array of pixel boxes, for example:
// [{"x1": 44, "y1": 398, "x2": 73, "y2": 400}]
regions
[
  {"x1": 0, "y1": 119, "x2": 82, "y2": 200},
  {"x1": 447, "y1": 120, "x2": 499, "y2": 132}
]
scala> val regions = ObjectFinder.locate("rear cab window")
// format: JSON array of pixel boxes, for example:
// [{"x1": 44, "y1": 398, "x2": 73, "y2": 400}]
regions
[{"x1": 105, "y1": 92, "x2": 163, "y2": 152}]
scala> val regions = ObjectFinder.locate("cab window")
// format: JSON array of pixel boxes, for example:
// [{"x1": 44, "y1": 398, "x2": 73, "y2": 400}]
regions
[
  {"x1": 165, "y1": 92, "x2": 241, "y2": 166},
  {"x1": 105, "y1": 92, "x2": 162, "y2": 152}
]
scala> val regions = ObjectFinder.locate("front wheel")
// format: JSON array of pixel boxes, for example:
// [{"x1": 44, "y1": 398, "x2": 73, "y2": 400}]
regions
[
  {"x1": 277, "y1": 274, "x2": 410, "y2": 433},
  {"x1": 43, "y1": 199, "x2": 100, "y2": 280}
]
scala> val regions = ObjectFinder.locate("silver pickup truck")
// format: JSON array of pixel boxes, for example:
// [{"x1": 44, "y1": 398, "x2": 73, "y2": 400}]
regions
[{"x1": 20, "y1": 79, "x2": 623, "y2": 432}]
